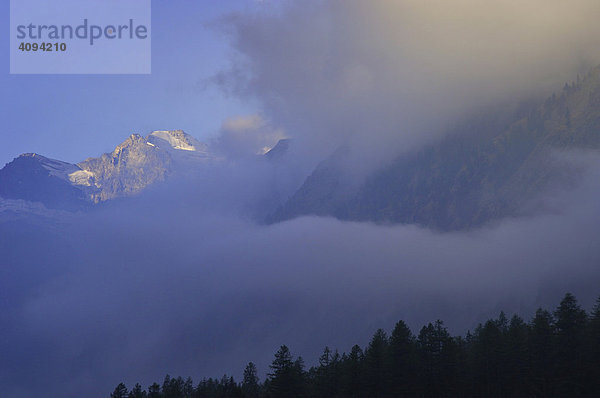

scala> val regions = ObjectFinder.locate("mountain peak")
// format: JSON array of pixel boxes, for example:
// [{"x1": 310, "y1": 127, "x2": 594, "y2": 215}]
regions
[
  {"x1": 17, "y1": 153, "x2": 58, "y2": 162},
  {"x1": 19, "y1": 152, "x2": 41, "y2": 158},
  {"x1": 1, "y1": 129, "x2": 214, "y2": 209},
  {"x1": 114, "y1": 133, "x2": 147, "y2": 151},
  {"x1": 13, "y1": 153, "x2": 80, "y2": 180},
  {"x1": 147, "y1": 130, "x2": 207, "y2": 152},
  {"x1": 265, "y1": 138, "x2": 291, "y2": 161},
  {"x1": 0, "y1": 153, "x2": 88, "y2": 210}
]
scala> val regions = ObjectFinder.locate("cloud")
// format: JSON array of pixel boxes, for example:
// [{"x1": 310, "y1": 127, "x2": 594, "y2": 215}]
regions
[
  {"x1": 211, "y1": 114, "x2": 286, "y2": 157},
  {"x1": 215, "y1": 0, "x2": 600, "y2": 168},
  {"x1": 222, "y1": 114, "x2": 263, "y2": 132}
]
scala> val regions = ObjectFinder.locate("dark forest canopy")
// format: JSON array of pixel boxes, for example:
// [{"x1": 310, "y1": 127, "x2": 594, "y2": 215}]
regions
[{"x1": 111, "y1": 292, "x2": 600, "y2": 398}]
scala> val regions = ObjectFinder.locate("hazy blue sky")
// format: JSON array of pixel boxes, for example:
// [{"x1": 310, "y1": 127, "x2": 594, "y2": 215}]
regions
[{"x1": 0, "y1": 0, "x2": 262, "y2": 167}]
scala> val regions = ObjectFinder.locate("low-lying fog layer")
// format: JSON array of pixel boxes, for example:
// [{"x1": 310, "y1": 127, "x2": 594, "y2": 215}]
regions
[{"x1": 1, "y1": 152, "x2": 599, "y2": 398}]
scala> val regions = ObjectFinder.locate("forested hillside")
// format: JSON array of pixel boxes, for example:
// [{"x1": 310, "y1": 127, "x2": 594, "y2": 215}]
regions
[
  {"x1": 110, "y1": 293, "x2": 600, "y2": 398},
  {"x1": 270, "y1": 67, "x2": 600, "y2": 230}
]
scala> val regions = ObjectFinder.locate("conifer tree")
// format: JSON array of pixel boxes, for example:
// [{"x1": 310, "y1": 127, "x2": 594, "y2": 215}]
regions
[
  {"x1": 147, "y1": 382, "x2": 161, "y2": 398},
  {"x1": 340, "y1": 345, "x2": 364, "y2": 398},
  {"x1": 505, "y1": 315, "x2": 530, "y2": 395},
  {"x1": 528, "y1": 308, "x2": 554, "y2": 396},
  {"x1": 587, "y1": 296, "x2": 600, "y2": 391},
  {"x1": 242, "y1": 362, "x2": 260, "y2": 398},
  {"x1": 364, "y1": 329, "x2": 389, "y2": 397},
  {"x1": 129, "y1": 383, "x2": 146, "y2": 398},
  {"x1": 554, "y1": 293, "x2": 587, "y2": 395},
  {"x1": 389, "y1": 320, "x2": 418, "y2": 396},
  {"x1": 418, "y1": 320, "x2": 456, "y2": 397},
  {"x1": 110, "y1": 382, "x2": 128, "y2": 398},
  {"x1": 268, "y1": 345, "x2": 304, "y2": 398}
]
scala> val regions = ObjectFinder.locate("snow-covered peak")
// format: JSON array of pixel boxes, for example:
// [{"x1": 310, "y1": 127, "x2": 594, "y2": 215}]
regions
[
  {"x1": 1, "y1": 130, "x2": 216, "y2": 208},
  {"x1": 147, "y1": 130, "x2": 208, "y2": 153},
  {"x1": 19, "y1": 153, "x2": 80, "y2": 181}
]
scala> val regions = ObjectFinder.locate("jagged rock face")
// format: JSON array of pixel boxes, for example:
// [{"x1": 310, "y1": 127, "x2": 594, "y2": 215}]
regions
[
  {"x1": 78, "y1": 134, "x2": 172, "y2": 202},
  {"x1": 75, "y1": 130, "x2": 215, "y2": 202},
  {"x1": 0, "y1": 130, "x2": 213, "y2": 210}
]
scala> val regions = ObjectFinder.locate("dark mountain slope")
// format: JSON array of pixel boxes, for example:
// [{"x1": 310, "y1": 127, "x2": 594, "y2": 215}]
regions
[
  {"x1": 0, "y1": 154, "x2": 89, "y2": 210},
  {"x1": 270, "y1": 67, "x2": 600, "y2": 229}
]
